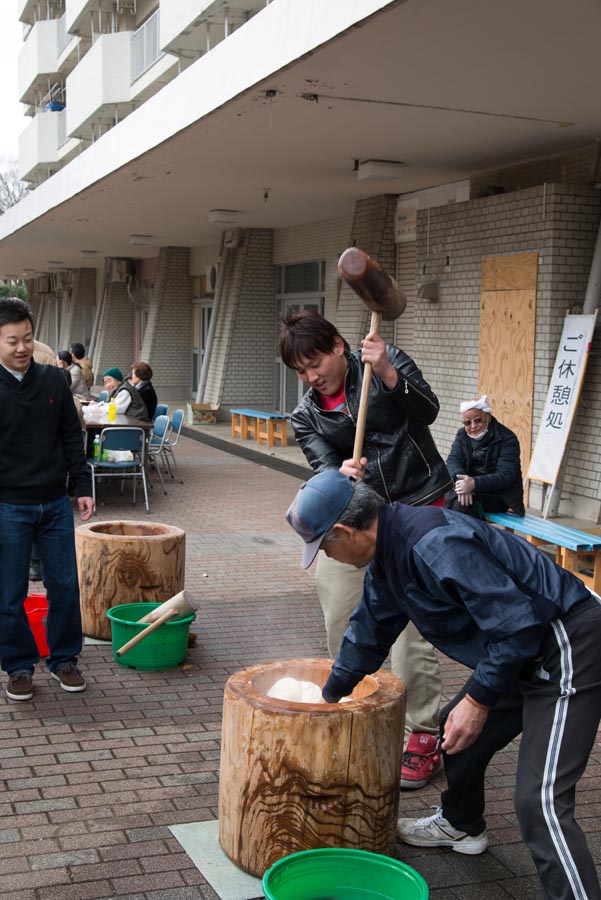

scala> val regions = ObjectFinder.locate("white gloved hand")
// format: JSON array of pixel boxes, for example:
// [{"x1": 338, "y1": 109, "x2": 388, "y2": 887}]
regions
[{"x1": 455, "y1": 474, "x2": 476, "y2": 495}]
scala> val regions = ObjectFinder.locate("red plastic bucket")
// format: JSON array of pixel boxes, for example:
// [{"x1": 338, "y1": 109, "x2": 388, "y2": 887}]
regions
[{"x1": 24, "y1": 594, "x2": 49, "y2": 657}]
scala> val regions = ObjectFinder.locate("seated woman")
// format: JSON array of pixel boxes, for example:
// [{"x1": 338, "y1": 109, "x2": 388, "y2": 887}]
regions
[
  {"x1": 130, "y1": 361, "x2": 158, "y2": 420},
  {"x1": 445, "y1": 395, "x2": 525, "y2": 518},
  {"x1": 99, "y1": 367, "x2": 149, "y2": 422},
  {"x1": 57, "y1": 350, "x2": 86, "y2": 394}
]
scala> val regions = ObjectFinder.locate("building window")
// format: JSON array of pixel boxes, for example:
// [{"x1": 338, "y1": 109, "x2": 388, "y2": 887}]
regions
[{"x1": 274, "y1": 260, "x2": 325, "y2": 414}]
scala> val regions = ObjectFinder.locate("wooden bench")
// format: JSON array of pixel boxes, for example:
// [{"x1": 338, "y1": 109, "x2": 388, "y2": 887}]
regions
[
  {"x1": 484, "y1": 511, "x2": 601, "y2": 593},
  {"x1": 230, "y1": 408, "x2": 288, "y2": 447}
]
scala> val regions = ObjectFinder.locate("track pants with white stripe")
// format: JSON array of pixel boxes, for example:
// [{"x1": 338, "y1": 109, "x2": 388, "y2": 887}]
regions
[{"x1": 439, "y1": 594, "x2": 601, "y2": 900}]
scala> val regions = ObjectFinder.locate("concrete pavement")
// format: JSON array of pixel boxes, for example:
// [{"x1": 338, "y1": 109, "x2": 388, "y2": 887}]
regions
[{"x1": 2, "y1": 432, "x2": 600, "y2": 900}]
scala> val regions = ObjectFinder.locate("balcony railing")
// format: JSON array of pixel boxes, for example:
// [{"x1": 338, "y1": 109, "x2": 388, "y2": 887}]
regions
[{"x1": 132, "y1": 9, "x2": 161, "y2": 82}]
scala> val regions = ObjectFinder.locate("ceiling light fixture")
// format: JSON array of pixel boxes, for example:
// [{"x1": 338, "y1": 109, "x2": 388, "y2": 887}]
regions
[
  {"x1": 355, "y1": 159, "x2": 405, "y2": 181},
  {"x1": 47, "y1": 260, "x2": 65, "y2": 269},
  {"x1": 208, "y1": 209, "x2": 240, "y2": 225},
  {"x1": 80, "y1": 249, "x2": 98, "y2": 258},
  {"x1": 128, "y1": 235, "x2": 154, "y2": 246}
]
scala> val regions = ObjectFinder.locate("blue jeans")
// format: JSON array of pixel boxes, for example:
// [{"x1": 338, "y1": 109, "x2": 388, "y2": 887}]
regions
[{"x1": 0, "y1": 495, "x2": 82, "y2": 676}]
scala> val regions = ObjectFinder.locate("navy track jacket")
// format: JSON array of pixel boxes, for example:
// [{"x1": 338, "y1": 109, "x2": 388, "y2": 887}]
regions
[{"x1": 322, "y1": 504, "x2": 591, "y2": 706}]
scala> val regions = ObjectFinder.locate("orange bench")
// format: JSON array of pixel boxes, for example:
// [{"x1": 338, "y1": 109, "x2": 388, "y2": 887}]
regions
[{"x1": 230, "y1": 408, "x2": 288, "y2": 447}]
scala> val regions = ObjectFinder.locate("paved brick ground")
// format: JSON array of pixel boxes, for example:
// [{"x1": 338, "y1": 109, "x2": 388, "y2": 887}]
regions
[{"x1": 1, "y1": 433, "x2": 600, "y2": 900}]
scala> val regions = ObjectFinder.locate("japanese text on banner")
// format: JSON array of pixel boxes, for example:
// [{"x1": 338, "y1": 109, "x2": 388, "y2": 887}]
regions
[{"x1": 528, "y1": 313, "x2": 596, "y2": 484}]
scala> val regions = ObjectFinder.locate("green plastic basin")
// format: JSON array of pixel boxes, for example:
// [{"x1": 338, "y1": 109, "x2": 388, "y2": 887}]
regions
[
  {"x1": 262, "y1": 848, "x2": 429, "y2": 900},
  {"x1": 107, "y1": 601, "x2": 195, "y2": 671}
]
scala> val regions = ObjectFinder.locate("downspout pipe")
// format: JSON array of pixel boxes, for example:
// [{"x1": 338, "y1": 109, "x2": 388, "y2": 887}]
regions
[
  {"x1": 583, "y1": 144, "x2": 601, "y2": 315},
  {"x1": 196, "y1": 233, "x2": 228, "y2": 403},
  {"x1": 582, "y1": 210, "x2": 601, "y2": 314}
]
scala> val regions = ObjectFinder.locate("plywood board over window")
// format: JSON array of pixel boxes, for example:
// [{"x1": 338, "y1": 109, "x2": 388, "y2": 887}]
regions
[{"x1": 478, "y1": 253, "x2": 538, "y2": 474}]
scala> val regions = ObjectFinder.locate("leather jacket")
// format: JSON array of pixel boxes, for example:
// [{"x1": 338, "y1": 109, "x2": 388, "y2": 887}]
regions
[{"x1": 291, "y1": 347, "x2": 451, "y2": 505}]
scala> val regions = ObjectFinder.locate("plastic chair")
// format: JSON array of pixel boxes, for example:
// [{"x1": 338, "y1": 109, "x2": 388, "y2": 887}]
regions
[
  {"x1": 162, "y1": 408, "x2": 185, "y2": 484},
  {"x1": 153, "y1": 403, "x2": 170, "y2": 422},
  {"x1": 146, "y1": 414, "x2": 170, "y2": 495},
  {"x1": 88, "y1": 427, "x2": 149, "y2": 514},
  {"x1": 97, "y1": 390, "x2": 109, "y2": 403}
]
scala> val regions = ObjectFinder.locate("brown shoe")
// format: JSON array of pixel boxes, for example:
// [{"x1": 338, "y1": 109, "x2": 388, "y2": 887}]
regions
[
  {"x1": 6, "y1": 672, "x2": 34, "y2": 701},
  {"x1": 51, "y1": 664, "x2": 86, "y2": 693}
]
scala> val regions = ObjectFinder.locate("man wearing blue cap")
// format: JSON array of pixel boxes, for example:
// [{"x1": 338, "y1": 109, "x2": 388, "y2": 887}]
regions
[{"x1": 286, "y1": 470, "x2": 601, "y2": 900}]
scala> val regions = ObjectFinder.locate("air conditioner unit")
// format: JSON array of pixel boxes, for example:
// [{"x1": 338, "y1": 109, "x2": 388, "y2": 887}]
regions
[
  {"x1": 35, "y1": 275, "x2": 50, "y2": 293},
  {"x1": 109, "y1": 258, "x2": 129, "y2": 283},
  {"x1": 50, "y1": 270, "x2": 71, "y2": 292},
  {"x1": 206, "y1": 264, "x2": 218, "y2": 293}
]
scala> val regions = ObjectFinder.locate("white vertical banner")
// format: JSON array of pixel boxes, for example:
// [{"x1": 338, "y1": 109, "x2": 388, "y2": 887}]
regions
[
  {"x1": 395, "y1": 199, "x2": 419, "y2": 243},
  {"x1": 528, "y1": 312, "x2": 597, "y2": 484}
]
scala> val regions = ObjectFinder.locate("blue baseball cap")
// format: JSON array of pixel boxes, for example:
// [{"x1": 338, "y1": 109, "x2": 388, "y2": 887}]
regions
[{"x1": 285, "y1": 470, "x2": 356, "y2": 569}]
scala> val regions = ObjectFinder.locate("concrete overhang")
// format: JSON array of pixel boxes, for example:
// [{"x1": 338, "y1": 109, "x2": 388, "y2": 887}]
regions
[{"x1": 1, "y1": 0, "x2": 600, "y2": 277}]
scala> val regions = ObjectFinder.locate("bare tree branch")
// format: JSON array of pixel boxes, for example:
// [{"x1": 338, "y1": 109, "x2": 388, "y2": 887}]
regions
[{"x1": 0, "y1": 157, "x2": 27, "y2": 213}]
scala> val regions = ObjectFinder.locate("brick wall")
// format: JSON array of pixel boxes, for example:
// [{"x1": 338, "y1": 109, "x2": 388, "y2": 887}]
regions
[
  {"x1": 63, "y1": 268, "x2": 97, "y2": 377},
  {"x1": 548, "y1": 185, "x2": 601, "y2": 516},
  {"x1": 203, "y1": 229, "x2": 276, "y2": 408},
  {"x1": 93, "y1": 281, "x2": 136, "y2": 382},
  {"x1": 413, "y1": 182, "x2": 601, "y2": 518},
  {"x1": 142, "y1": 246, "x2": 192, "y2": 398},
  {"x1": 273, "y1": 214, "x2": 353, "y2": 322},
  {"x1": 222, "y1": 229, "x2": 276, "y2": 406},
  {"x1": 336, "y1": 196, "x2": 398, "y2": 349},
  {"x1": 470, "y1": 144, "x2": 600, "y2": 197}
]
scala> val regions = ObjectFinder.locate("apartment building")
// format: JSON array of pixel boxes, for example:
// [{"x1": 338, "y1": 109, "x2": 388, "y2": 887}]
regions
[{"x1": 1, "y1": 0, "x2": 601, "y2": 518}]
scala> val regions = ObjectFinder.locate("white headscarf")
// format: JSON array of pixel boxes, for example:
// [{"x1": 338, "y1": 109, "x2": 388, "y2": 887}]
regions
[{"x1": 459, "y1": 394, "x2": 492, "y2": 415}]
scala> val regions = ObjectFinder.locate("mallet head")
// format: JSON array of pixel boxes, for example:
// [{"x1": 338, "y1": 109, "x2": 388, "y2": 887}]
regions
[{"x1": 338, "y1": 247, "x2": 406, "y2": 321}]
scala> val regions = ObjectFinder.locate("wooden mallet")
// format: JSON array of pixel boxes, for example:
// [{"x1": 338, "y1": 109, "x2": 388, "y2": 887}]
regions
[
  {"x1": 337, "y1": 247, "x2": 407, "y2": 460},
  {"x1": 115, "y1": 590, "x2": 195, "y2": 658}
]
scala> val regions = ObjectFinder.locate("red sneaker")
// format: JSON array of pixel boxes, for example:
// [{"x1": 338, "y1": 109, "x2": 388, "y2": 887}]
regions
[{"x1": 401, "y1": 733, "x2": 443, "y2": 789}]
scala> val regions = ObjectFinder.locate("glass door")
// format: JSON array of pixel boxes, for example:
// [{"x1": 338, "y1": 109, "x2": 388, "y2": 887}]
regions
[
  {"x1": 274, "y1": 261, "x2": 325, "y2": 414},
  {"x1": 191, "y1": 298, "x2": 213, "y2": 397}
]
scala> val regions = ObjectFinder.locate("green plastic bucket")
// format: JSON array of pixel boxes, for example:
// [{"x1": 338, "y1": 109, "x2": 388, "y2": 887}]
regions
[
  {"x1": 262, "y1": 848, "x2": 429, "y2": 900},
  {"x1": 106, "y1": 602, "x2": 195, "y2": 671}
]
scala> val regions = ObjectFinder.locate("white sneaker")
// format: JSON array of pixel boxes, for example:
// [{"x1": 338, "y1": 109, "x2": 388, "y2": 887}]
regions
[{"x1": 397, "y1": 807, "x2": 488, "y2": 855}]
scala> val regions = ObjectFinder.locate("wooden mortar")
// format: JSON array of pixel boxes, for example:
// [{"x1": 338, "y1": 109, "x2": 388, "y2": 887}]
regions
[
  {"x1": 75, "y1": 520, "x2": 185, "y2": 640},
  {"x1": 218, "y1": 657, "x2": 406, "y2": 876}
]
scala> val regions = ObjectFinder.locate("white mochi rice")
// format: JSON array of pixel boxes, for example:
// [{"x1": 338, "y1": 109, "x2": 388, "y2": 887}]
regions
[{"x1": 266, "y1": 676, "x2": 352, "y2": 703}]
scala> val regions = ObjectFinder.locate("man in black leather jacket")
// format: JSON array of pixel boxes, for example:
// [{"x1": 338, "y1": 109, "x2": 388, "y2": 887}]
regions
[{"x1": 280, "y1": 310, "x2": 452, "y2": 788}]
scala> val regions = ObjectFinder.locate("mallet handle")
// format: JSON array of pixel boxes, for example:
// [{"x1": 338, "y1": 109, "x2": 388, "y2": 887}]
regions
[
  {"x1": 115, "y1": 609, "x2": 176, "y2": 657},
  {"x1": 353, "y1": 310, "x2": 381, "y2": 461}
]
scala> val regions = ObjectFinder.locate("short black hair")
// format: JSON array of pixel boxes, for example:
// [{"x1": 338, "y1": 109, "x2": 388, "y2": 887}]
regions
[
  {"x1": 279, "y1": 310, "x2": 350, "y2": 369},
  {"x1": 70, "y1": 342, "x2": 85, "y2": 359},
  {"x1": 0, "y1": 298, "x2": 34, "y2": 331},
  {"x1": 57, "y1": 350, "x2": 73, "y2": 365}
]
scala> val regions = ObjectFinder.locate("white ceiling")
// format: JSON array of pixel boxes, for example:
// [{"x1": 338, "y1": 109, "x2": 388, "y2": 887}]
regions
[{"x1": 2, "y1": 0, "x2": 600, "y2": 277}]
